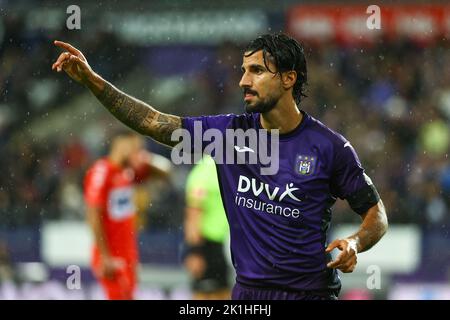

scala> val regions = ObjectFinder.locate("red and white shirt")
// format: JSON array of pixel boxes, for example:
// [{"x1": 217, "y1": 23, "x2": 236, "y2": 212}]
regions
[{"x1": 84, "y1": 158, "x2": 150, "y2": 264}]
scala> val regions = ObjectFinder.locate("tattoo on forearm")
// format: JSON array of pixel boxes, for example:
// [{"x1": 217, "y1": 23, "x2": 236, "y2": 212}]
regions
[
  {"x1": 354, "y1": 203, "x2": 388, "y2": 253},
  {"x1": 96, "y1": 82, "x2": 181, "y2": 146}
]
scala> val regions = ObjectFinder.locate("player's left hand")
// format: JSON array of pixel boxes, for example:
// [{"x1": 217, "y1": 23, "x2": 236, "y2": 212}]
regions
[{"x1": 325, "y1": 238, "x2": 358, "y2": 273}]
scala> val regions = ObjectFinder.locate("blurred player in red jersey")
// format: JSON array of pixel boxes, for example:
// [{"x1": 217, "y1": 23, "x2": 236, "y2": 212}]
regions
[{"x1": 84, "y1": 130, "x2": 171, "y2": 300}]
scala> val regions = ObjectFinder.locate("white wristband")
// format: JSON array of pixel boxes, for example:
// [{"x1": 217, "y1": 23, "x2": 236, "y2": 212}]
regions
[{"x1": 345, "y1": 238, "x2": 358, "y2": 255}]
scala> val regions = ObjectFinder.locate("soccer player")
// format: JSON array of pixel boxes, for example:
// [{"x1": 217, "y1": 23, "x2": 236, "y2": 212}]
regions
[
  {"x1": 52, "y1": 33, "x2": 388, "y2": 300},
  {"x1": 84, "y1": 130, "x2": 171, "y2": 300},
  {"x1": 184, "y1": 155, "x2": 231, "y2": 300}
]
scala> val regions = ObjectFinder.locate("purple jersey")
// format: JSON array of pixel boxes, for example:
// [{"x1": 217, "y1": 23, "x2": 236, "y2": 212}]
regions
[{"x1": 182, "y1": 111, "x2": 374, "y2": 291}]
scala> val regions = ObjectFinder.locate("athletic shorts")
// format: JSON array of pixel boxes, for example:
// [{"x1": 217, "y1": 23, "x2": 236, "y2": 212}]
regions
[
  {"x1": 192, "y1": 239, "x2": 230, "y2": 293},
  {"x1": 232, "y1": 282, "x2": 339, "y2": 300}
]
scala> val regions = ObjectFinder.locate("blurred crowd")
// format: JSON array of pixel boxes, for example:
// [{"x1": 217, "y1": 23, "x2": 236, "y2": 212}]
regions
[
  {"x1": 0, "y1": 14, "x2": 145, "y2": 228},
  {"x1": 302, "y1": 38, "x2": 450, "y2": 228},
  {"x1": 1, "y1": 13, "x2": 450, "y2": 233}
]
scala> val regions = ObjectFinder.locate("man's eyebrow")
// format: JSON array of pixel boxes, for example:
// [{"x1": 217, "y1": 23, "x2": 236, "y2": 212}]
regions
[{"x1": 241, "y1": 64, "x2": 267, "y2": 71}]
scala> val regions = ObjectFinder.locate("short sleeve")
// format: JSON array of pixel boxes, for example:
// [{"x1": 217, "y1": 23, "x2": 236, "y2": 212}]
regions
[
  {"x1": 84, "y1": 161, "x2": 109, "y2": 208},
  {"x1": 181, "y1": 114, "x2": 236, "y2": 154},
  {"x1": 330, "y1": 140, "x2": 380, "y2": 214},
  {"x1": 330, "y1": 141, "x2": 370, "y2": 200}
]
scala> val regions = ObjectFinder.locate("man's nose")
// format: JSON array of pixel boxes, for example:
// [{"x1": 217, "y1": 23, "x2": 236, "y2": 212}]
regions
[{"x1": 239, "y1": 73, "x2": 252, "y2": 88}]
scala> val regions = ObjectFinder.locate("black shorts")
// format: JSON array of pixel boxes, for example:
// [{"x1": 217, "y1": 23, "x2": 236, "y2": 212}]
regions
[
  {"x1": 232, "y1": 282, "x2": 340, "y2": 300},
  {"x1": 192, "y1": 239, "x2": 230, "y2": 293}
]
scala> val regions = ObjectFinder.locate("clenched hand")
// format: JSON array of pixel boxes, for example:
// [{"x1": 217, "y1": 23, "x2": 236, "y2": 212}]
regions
[{"x1": 325, "y1": 238, "x2": 358, "y2": 273}]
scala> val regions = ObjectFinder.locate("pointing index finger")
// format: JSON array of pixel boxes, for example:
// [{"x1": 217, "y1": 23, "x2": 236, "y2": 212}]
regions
[
  {"x1": 325, "y1": 243, "x2": 336, "y2": 253},
  {"x1": 54, "y1": 40, "x2": 82, "y2": 56},
  {"x1": 325, "y1": 240, "x2": 342, "y2": 253}
]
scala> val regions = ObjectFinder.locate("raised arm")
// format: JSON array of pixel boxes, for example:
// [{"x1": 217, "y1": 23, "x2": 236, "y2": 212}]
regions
[{"x1": 52, "y1": 40, "x2": 181, "y2": 147}]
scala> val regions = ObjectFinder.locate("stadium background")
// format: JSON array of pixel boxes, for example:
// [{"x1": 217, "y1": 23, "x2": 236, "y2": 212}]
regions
[{"x1": 1, "y1": 0, "x2": 450, "y2": 299}]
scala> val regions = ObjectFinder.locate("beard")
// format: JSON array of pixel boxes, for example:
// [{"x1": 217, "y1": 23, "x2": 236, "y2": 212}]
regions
[{"x1": 244, "y1": 95, "x2": 279, "y2": 114}]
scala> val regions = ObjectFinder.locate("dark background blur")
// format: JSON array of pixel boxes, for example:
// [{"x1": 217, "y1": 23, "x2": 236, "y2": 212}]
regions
[{"x1": 0, "y1": 0, "x2": 449, "y2": 299}]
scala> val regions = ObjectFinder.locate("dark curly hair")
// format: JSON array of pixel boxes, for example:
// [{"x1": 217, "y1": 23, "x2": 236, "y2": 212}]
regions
[{"x1": 244, "y1": 33, "x2": 308, "y2": 104}]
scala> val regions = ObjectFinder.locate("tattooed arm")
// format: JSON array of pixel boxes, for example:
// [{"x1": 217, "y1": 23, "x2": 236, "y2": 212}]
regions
[
  {"x1": 52, "y1": 40, "x2": 181, "y2": 147},
  {"x1": 92, "y1": 79, "x2": 181, "y2": 147}
]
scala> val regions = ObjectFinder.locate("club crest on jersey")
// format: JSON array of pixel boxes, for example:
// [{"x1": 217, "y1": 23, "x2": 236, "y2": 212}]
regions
[{"x1": 296, "y1": 155, "x2": 316, "y2": 175}]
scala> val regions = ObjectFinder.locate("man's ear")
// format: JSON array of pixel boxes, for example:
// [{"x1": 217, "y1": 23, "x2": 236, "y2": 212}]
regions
[{"x1": 281, "y1": 71, "x2": 297, "y2": 90}]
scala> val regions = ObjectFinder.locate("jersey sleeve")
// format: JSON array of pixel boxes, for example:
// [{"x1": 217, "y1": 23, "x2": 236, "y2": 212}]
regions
[
  {"x1": 181, "y1": 114, "x2": 236, "y2": 155},
  {"x1": 330, "y1": 141, "x2": 380, "y2": 214},
  {"x1": 84, "y1": 161, "x2": 109, "y2": 208}
]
